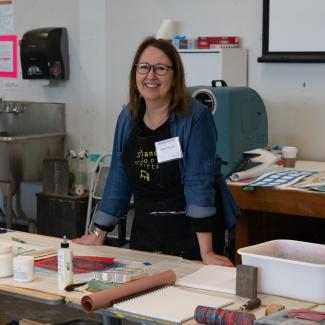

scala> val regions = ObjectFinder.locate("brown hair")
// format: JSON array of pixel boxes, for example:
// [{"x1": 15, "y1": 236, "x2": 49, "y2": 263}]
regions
[{"x1": 128, "y1": 36, "x2": 190, "y2": 119}]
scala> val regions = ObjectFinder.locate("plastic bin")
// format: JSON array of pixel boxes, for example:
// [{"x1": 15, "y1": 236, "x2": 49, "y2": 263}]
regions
[{"x1": 238, "y1": 240, "x2": 325, "y2": 303}]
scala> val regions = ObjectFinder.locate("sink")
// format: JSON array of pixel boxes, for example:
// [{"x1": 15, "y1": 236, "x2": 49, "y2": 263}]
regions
[
  {"x1": 0, "y1": 100, "x2": 65, "y2": 229},
  {"x1": 0, "y1": 101, "x2": 65, "y2": 183}
]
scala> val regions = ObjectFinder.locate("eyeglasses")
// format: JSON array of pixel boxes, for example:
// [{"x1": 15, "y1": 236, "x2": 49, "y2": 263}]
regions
[{"x1": 135, "y1": 63, "x2": 173, "y2": 76}]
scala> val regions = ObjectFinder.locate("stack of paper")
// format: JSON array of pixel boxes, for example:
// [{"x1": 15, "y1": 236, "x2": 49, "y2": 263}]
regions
[
  {"x1": 293, "y1": 171, "x2": 325, "y2": 191},
  {"x1": 13, "y1": 242, "x2": 57, "y2": 260},
  {"x1": 246, "y1": 170, "x2": 314, "y2": 188},
  {"x1": 176, "y1": 265, "x2": 236, "y2": 294}
]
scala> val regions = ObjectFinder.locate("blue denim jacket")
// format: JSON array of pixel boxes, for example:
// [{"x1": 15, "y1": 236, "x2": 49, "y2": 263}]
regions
[{"x1": 94, "y1": 99, "x2": 239, "y2": 230}]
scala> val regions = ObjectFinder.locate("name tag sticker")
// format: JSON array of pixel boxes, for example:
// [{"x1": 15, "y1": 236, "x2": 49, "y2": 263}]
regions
[{"x1": 155, "y1": 137, "x2": 183, "y2": 164}]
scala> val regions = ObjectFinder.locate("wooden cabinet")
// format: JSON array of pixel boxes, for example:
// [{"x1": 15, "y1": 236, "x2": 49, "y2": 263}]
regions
[{"x1": 179, "y1": 48, "x2": 247, "y2": 87}]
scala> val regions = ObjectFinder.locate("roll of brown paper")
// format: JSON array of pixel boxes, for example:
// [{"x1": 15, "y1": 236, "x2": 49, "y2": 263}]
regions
[{"x1": 81, "y1": 270, "x2": 176, "y2": 313}]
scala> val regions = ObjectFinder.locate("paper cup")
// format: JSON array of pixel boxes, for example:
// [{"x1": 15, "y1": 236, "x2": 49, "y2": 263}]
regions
[
  {"x1": 282, "y1": 146, "x2": 298, "y2": 167},
  {"x1": 13, "y1": 256, "x2": 34, "y2": 282}
]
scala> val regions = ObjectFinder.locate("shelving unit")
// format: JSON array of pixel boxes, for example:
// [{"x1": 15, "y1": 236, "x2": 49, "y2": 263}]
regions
[{"x1": 178, "y1": 48, "x2": 247, "y2": 87}]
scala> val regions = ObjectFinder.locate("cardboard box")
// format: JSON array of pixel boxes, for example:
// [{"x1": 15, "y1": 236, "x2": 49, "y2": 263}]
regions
[
  {"x1": 197, "y1": 36, "x2": 239, "y2": 49},
  {"x1": 172, "y1": 38, "x2": 195, "y2": 49}
]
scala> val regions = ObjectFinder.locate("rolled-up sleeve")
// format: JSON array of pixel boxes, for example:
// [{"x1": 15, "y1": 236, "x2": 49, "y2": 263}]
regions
[
  {"x1": 183, "y1": 104, "x2": 217, "y2": 219},
  {"x1": 93, "y1": 108, "x2": 133, "y2": 228}
]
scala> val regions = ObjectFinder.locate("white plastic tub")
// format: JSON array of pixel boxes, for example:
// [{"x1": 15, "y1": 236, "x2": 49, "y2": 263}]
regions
[{"x1": 238, "y1": 240, "x2": 325, "y2": 303}]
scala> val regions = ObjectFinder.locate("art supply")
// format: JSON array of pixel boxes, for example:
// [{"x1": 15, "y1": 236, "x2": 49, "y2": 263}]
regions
[
  {"x1": 282, "y1": 146, "x2": 298, "y2": 168},
  {"x1": 246, "y1": 170, "x2": 312, "y2": 188},
  {"x1": 236, "y1": 264, "x2": 258, "y2": 299},
  {"x1": 64, "y1": 281, "x2": 88, "y2": 292},
  {"x1": 81, "y1": 270, "x2": 176, "y2": 313},
  {"x1": 265, "y1": 304, "x2": 285, "y2": 316},
  {"x1": 286, "y1": 309, "x2": 325, "y2": 322},
  {"x1": 255, "y1": 309, "x2": 325, "y2": 325},
  {"x1": 57, "y1": 235, "x2": 73, "y2": 290},
  {"x1": 12, "y1": 241, "x2": 57, "y2": 260},
  {"x1": 11, "y1": 236, "x2": 26, "y2": 244},
  {"x1": 194, "y1": 306, "x2": 256, "y2": 325},
  {"x1": 13, "y1": 255, "x2": 34, "y2": 282},
  {"x1": 114, "y1": 286, "x2": 233, "y2": 323},
  {"x1": 0, "y1": 241, "x2": 13, "y2": 277},
  {"x1": 35, "y1": 255, "x2": 121, "y2": 274},
  {"x1": 239, "y1": 297, "x2": 261, "y2": 311},
  {"x1": 176, "y1": 265, "x2": 236, "y2": 294},
  {"x1": 94, "y1": 267, "x2": 147, "y2": 284}
]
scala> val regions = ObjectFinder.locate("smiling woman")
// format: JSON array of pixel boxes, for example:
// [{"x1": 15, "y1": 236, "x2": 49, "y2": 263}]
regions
[{"x1": 73, "y1": 37, "x2": 239, "y2": 267}]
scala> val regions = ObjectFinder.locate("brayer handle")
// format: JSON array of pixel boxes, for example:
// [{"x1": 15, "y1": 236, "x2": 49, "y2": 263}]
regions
[{"x1": 240, "y1": 297, "x2": 261, "y2": 311}]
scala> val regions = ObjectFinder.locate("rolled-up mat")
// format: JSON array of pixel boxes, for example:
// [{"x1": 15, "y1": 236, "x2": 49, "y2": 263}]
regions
[{"x1": 81, "y1": 270, "x2": 176, "y2": 313}]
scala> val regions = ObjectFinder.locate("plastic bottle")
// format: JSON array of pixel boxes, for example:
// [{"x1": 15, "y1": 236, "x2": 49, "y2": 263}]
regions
[
  {"x1": 66, "y1": 149, "x2": 78, "y2": 190},
  {"x1": 57, "y1": 235, "x2": 73, "y2": 290},
  {"x1": 71, "y1": 150, "x2": 89, "y2": 196},
  {"x1": 87, "y1": 153, "x2": 101, "y2": 189}
]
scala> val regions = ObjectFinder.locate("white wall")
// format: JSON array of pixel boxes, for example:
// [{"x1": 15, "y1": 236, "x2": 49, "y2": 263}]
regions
[
  {"x1": 2, "y1": 0, "x2": 324, "y2": 160},
  {"x1": 107, "y1": 0, "x2": 325, "y2": 161},
  {"x1": 1, "y1": 0, "x2": 325, "y2": 221}
]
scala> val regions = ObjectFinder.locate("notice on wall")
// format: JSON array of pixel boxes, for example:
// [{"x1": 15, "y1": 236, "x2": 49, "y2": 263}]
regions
[
  {"x1": 0, "y1": 35, "x2": 17, "y2": 78},
  {"x1": 0, "y1": 1, "x2": 13, "y2": 34}
]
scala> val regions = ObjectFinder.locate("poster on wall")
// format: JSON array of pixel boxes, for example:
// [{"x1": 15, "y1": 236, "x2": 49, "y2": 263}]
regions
[
  {"x1": 0, "y1": 35, "x2": 17, "y2": 78},
  {"x1": 0, "y1": 0, "x2": 13, "y2": 34}
]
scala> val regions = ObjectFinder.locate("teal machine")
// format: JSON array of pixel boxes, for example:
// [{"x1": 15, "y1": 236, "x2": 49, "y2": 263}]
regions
[{"x1": 188, "y1": 82, "x2": 268, "y2": 177}]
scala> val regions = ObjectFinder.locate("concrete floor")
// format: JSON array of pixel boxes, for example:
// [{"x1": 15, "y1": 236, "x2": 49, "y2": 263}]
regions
[{"x1": 0, "y1": 292, "x2": 102, "y2": 325}]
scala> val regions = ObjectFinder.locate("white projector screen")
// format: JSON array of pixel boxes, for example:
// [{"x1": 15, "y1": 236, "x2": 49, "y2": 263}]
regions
[{"x1": 258, "y1": 0, "x2": 325, "y2": 62}]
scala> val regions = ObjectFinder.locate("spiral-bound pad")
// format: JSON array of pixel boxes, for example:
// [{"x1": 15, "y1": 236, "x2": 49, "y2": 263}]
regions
[{"x1": 113, "y1": 286, "x2": 233, "y2": 323}]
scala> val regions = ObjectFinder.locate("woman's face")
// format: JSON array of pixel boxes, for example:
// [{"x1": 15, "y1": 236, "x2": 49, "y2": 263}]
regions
[{"x1": 136, "y1": 46, "x2": 174, "y2": 106}]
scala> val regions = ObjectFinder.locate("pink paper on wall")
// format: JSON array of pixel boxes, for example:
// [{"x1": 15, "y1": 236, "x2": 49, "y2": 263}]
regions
[{"x1": 0, "y1": 34, "x2": 17, "y2": 78}]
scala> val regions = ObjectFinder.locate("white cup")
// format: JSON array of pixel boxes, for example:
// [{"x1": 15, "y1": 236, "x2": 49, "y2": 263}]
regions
[
  {"x1": 13, "y1": 255, "x2": 34, "y2": 282},
  {"x1": 282, "y1": 146, "x2": 298, "y2": 167},
  {"x1": 0, "y1": 242, "x2": 13, "y2": 277}
]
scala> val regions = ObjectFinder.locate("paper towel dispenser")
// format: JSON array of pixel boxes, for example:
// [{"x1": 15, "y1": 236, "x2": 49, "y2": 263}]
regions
[
  {"x1": 20, "y1": 27, "x2": 69, "y2": 80},
  {"x1": 188, "y1": 82, "x2": 268, "y2": 177}
]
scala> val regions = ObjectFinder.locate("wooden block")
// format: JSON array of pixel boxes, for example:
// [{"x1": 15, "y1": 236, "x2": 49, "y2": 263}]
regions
[{"x1": 236, "y1": 264, "x2": 258, "y2": 298}]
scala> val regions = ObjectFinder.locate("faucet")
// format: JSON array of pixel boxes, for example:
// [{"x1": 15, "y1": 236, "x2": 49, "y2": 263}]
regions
[{"x1": 0, "y1": 99, "x2": 24, "y2": 114}]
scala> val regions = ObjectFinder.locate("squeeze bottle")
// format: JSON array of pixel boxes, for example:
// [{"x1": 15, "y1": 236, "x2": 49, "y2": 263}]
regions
[{"x1": 57, "y1": 235, "x2": 73, "y2": 290}]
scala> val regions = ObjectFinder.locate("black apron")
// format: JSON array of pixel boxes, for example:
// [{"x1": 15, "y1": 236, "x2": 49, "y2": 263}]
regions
[{"x1": 122, "y1": 117, "x2": 201, "y2": 260}]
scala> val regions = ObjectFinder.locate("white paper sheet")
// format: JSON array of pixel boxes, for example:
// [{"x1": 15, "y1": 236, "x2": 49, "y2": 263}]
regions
[{"x1": 176, "y1": 265, "x2": 236, "y2": 294}]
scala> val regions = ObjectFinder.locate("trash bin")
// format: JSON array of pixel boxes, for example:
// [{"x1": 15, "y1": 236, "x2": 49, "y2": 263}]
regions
[{"x1": 36, "y1": 192, "x2": 88, "y2": 238}]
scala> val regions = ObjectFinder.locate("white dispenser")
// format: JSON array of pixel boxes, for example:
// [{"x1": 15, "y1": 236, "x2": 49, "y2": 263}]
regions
[{"x1": 57, "y1": 235, "x2": 73, "y2": 290}]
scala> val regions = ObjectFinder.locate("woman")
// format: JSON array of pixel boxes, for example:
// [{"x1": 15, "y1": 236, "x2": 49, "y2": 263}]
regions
[{"x1": 73, "y1": 37, "x2": 239, "y2": 266}]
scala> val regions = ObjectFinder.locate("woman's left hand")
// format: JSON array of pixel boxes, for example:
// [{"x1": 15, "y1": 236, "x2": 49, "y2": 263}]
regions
[
  {"x1": 201, "y1": 251, "x2": 234, "y2": 267},
  {"x1": 197, "y1": 232, "x2": 234, "y2": 266}
]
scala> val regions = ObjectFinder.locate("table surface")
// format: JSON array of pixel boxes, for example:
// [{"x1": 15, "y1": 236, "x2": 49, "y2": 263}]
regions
[{"x1": 0, "y1": 231, "x2": 324, "y2": 324}]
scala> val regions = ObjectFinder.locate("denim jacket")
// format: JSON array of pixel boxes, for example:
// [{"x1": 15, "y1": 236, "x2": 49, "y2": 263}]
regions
[{"x1": 94, "y1": 98, "x2": 239, "y2": 230}]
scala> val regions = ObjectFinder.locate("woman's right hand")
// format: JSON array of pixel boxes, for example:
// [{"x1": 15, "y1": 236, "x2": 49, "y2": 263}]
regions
[{"x1": 72, "y1": 232, "x2": 106, "y2": 246}]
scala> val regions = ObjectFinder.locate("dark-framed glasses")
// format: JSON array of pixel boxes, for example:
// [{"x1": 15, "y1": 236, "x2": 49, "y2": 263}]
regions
[{"x1": 135, "y1": 63, "x2": 173, "y2": 76}]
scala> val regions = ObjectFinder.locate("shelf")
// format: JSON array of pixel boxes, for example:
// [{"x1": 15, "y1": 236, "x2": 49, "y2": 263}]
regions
[{"x1": 178, "y1": 48, "x2": 242, "y2": 53}]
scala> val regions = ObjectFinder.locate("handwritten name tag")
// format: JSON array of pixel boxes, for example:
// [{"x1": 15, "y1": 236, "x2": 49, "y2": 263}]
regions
[{"x1": 155, "y1": 137, "x2": 183, "y2": 164}]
